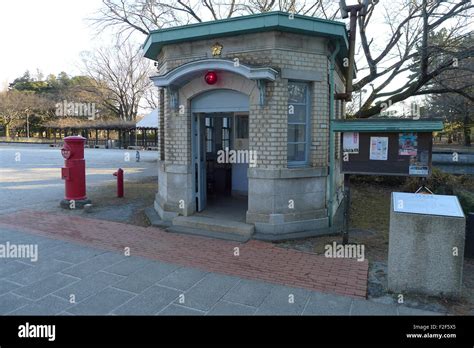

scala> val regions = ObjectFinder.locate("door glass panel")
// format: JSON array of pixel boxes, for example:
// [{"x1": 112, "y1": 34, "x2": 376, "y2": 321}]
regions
[
  {"x1": 221, "y1": 116, "x2": 231, "y2": 150},
  {"x1": 205, "y1": 117, "x2": 213, "y2": 153}
]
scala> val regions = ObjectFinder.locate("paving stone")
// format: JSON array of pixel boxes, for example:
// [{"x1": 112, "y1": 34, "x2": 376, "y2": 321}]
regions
[
  {"x1": 175, "y1": 273, "x2": 240, "y2": 312},
  {"x1": 158, "y1": 304, "x2": 205, "y2": 316},
  {"x1": 0, "y1": 229, "x2": 22, "y2": 241},
  {"x1": 0, "y1": 257, "x2": 15, "y2": 265},
  {"x1": 67, "y1": 287, "x2": 135, "y2": 315},
  {"x1": 6, "y1": 259, "x2": 72, "y2": 285},
  {"x1": 0, "y1": 293, "x2": 31, "y2": 314},
  {"x1": 0, "y1": 279, "x2": 21, "y2": 295},
  {"x1": 157, "y1": 267, "x2": 208, "y2": 291},
  {"x1": 54, "y1": 271, "x2": 124, "y2": 302},
  {"x1": 303, "y1": 292, "x2": 352, "y2": 315},
  {"x1": 398, "y1": 306, "x2": 442, "y2": 316},
  {"x1": 0, "y1": 260, "x2": 33, "y2": 277},
  {"x1": 207, "y1": 300, "x2": 257, "y2": 315},
  {"x1": 113, "y1": 285, "x2": 180, "y2": 315},
  {"x1": 9, "y1": 295, "x2": 72, "y2": 315},
  {"x1": 47, "y1": 243, "x2": 105, "y2": 264},
  {"x1": 112, "y1": 261, "x2": 179, "y2": 293},
  {"x1": 0, "y1": 237, "x2": 63, "y2": 265},
  {"x1": 61, "y1": 252, "x2": 126, "y2": 278},
  {"x1": 222, "y1": 279, "x2": 274, "y2": 307},
  {"x1": 350, "y1": 299, "x2": 398, "y2": 315},
  {"x1": 29, "y1": 238, "x2": 69, "y2": 255},
  {"x1": 12, "y1": 273, "x2": 79, "y2": 300},
  {"x1": 103, "y1": 257, "x2": 152, "y2": 276},
  {"x1": 255, "y1": 286, "x2": 311, "y2": 315}
]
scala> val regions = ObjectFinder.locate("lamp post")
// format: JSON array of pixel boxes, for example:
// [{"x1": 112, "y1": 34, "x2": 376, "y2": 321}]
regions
[
  {"x1": 338, "y1": 0, "x2": 370, "y2": 245},
  {"x1": 25, "y1": 108, "x2": 30, "y2": 139}
]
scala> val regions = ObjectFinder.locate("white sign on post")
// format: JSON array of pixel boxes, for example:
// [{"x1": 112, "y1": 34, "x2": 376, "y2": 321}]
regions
[{"x1": 392, "y1": 192, "x2": 464, "y2": 218}]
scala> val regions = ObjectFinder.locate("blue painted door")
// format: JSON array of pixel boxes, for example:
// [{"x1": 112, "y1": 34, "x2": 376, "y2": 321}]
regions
[
  {"x1": 192, "y1": 113, "x2": 206, "y2": 212},
  {"x1": 198, "y1": 115, "x2": 207, "y2": 210}
]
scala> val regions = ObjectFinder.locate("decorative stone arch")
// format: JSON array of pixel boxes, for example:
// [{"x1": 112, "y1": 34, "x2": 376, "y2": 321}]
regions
[
  {"x1": 151, "y1": 58, "x2": 278, "y2": 88},
  {"x1": 151, "y1": 59, "x2": 278, "y2": 107},
  {"x1": 178, "y1": 71, "x2": 260, "y2": 108}
]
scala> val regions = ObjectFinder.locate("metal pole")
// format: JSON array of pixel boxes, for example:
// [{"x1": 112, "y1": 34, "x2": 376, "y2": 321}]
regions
[
  {"x1": 328, "y1": 41, "x2": 341, "y2": 227},
  {"x1": 342, "y1": 174, "x2": 351, "y2": 245}
]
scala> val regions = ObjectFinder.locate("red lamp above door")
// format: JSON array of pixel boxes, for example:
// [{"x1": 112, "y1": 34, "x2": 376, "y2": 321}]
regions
[{"x1": 205, "y1": 71, "x2": 218, "y2": 85}]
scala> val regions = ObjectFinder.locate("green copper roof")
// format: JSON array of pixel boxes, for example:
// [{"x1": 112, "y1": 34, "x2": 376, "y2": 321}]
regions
[
  {"x1": 331, "y1": 119, "x2": 444, "y2": 132},
  {"x1": 143, "y1": 11, "x2": 348, "y2": 61}
]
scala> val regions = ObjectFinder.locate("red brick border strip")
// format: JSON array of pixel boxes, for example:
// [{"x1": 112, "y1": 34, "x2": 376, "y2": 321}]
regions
[{"x1": 0, "y1": 211, "x2": 368, "y2": 298}]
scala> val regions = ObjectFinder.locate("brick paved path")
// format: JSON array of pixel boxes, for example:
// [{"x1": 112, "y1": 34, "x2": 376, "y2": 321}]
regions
[{"x1": 0, "y1": 211, "x2": 368, "y2": 298}]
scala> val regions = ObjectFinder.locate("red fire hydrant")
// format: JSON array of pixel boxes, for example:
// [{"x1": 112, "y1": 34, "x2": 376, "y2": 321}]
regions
[
  {"x1": 60, "y1": 136, "x2": 91, "y2": 209},
  {"x1": 113, "y1": 168, "x2": 124, "y2": 198}
]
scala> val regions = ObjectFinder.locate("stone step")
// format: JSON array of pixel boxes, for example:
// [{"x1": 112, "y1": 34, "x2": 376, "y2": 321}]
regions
[
  {"x1": 172, "y1": 215, "x2": 254, "y2": 239},
  {"x1": 144, "y1": 207, "x2": 172, "y2": 229},
  {"x1": 166, "y1": 225, "x2": 251, "y2": 243}
]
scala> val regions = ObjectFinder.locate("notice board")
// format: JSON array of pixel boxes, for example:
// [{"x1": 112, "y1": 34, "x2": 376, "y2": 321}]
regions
[{"x1": 340, "y1": 132, "x2": 433, "y2": 176}]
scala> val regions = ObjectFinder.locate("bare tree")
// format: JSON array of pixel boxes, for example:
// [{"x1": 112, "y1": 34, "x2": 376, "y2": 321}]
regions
[
  {"x1": 354, "y1": 0, "x2": 473, "y2": 117},
  {"x1": 90, "y1": 0, "x2": 337, "y2": 38},
  {"x1": 91, "y1": 0, "x2": 473, "y2": 118},
  {"x1": 81, "y1": 43, "x2": 153, "y2": 121},
  {"x1": 425, "y1": 30, "x2": 473, "y2": 145},
  {"x1": 0, "y1": 90, "x2": 53, "y2": 137}
]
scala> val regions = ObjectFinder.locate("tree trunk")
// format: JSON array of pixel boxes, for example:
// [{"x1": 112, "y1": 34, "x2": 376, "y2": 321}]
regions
[{"x1": 463, "y1": 114, "x2": 471, "y2": 147}]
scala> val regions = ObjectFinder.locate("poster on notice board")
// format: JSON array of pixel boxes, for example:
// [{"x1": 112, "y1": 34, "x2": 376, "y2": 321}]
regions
[
  {"x1": 369, "y1": 137, "x2": 388, "y2": 160},
  {"x1": 399, "y1": 133, "x2": 418, "y2": 156},
  {"x1": 343, "y1": 132, "x2": 359, "y2": 154}
]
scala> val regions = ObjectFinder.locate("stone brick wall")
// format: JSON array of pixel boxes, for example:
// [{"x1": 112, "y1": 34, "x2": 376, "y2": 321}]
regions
[{"x1": 155, "y1": 31, "x2": 345, "y2": 171}]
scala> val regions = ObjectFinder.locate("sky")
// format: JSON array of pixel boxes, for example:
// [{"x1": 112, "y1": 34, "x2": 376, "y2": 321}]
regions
[
  {"x1": 0, "y1": 0, "x2": 105, "y2": 90},
  {"x1": 0, "y1": 0, "x2": 465, "y2": 112}
]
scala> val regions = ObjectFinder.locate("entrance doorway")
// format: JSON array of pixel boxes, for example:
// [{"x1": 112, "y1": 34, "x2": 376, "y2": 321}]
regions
[
  {"x1": 193, "y1": 112, "x2": 249, "y2": 213},
  {"x1": 191, "y1": 89, "x2": 250, "y2": 216}
]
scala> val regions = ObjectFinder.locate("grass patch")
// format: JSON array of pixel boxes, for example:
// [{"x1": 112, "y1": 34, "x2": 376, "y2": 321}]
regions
[{"x1": 350, "y1": 183, "x2": 391, "y2": 234}]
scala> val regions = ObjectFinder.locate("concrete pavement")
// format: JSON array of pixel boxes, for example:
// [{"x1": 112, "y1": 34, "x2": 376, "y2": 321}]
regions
[
  {"x1": 0, "y1": 226, "x2": 440, "y2": 316},
  {"x1": 0, "y1": 144, "x2": 158, "y2": 215}
]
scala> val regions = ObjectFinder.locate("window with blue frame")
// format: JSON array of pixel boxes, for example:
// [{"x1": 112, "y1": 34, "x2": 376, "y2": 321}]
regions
[{"x1": 288, "y1": 81, "x2": 310, "y2": 166}]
